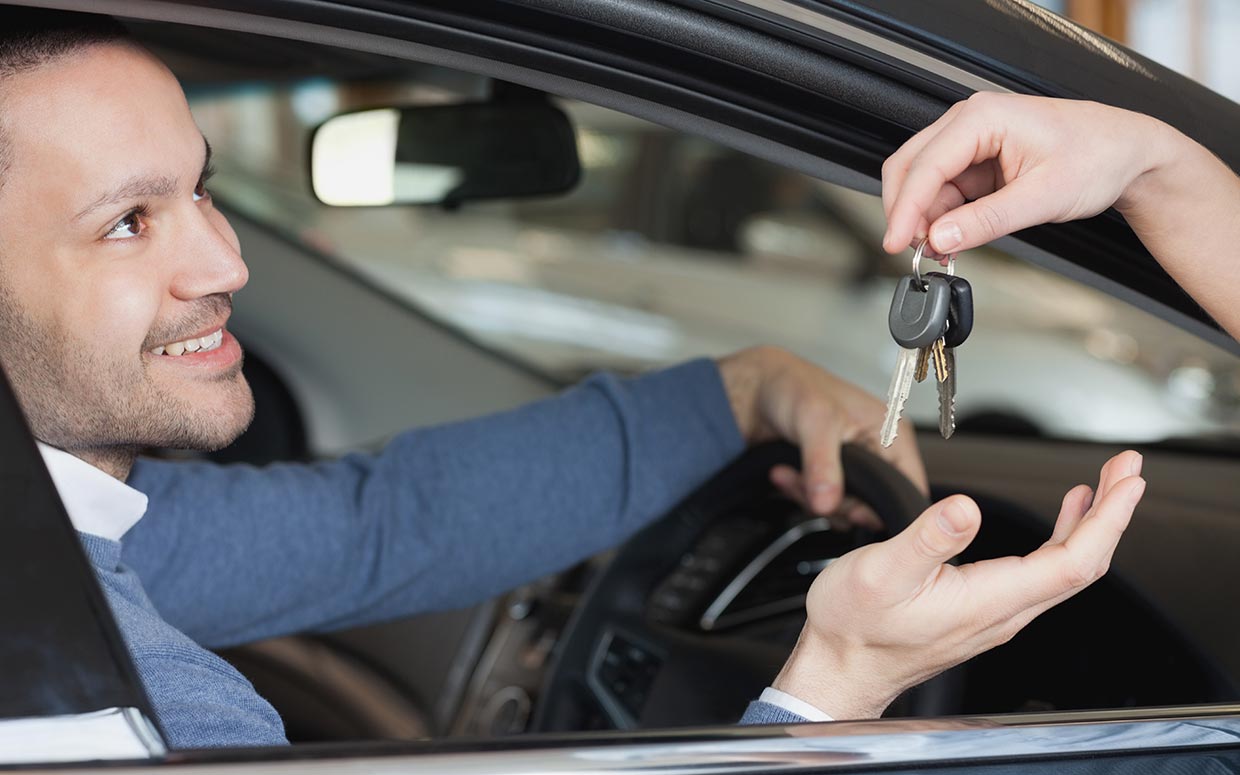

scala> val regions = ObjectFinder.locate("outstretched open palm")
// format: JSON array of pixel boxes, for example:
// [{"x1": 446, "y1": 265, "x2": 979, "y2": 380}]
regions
[{"x1": 773, "y1": 450, "x2": 1145, "y2": 720}]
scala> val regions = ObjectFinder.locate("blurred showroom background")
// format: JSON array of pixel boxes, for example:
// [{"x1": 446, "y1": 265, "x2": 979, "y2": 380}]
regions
[{"x1": 181, "y1": 0, "x2": 1240, "y2": 450}]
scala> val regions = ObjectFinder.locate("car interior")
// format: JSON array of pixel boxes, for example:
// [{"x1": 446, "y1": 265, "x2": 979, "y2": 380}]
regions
[{"x1": 102, "y1": 16, "x2": 1240, "y2": 744}]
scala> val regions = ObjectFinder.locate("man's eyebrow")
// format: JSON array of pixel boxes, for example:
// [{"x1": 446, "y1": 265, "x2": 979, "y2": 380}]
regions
[
  {"x1": 73, "y1": 175, "x2": 177, "y2": 223},
  {"x1": 73, "y1": 136, "x2": 214, "y2": 223}
]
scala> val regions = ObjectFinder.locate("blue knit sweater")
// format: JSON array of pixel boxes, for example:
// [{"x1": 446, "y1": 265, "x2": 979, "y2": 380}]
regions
[{"x1": 78, "y1": 360, "x2": 770, "y2": 748}]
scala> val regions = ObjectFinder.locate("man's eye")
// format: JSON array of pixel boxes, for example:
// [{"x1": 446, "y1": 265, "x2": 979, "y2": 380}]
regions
[
  {"x1": 193, "y1": 179, "x2": 211, "y2": 203},
  {"x1": 104, "y1": 209, "x2": 146, "y2": 240}
]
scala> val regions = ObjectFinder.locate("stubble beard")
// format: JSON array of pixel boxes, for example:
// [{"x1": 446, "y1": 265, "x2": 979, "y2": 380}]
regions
[{"x1": 0, "y1": 288, "x2": 255, "y2": 476}]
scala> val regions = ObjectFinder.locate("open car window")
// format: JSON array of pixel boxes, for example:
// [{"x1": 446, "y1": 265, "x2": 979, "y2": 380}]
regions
[
  {"x1": 193, "y1": 74, "x2": 1240, "y2": 446},
  {"x1": 177, "y1": 53, "x2": 1240, "y2": 747}
]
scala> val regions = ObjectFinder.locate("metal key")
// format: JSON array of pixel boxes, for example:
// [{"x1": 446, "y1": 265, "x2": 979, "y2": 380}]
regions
[
  {"x1": 937, "y1": 341, "x2": 957, "y2": 438},
  {"x1": 930, "y1": 337, "x2": 950, "y2": 382},
  {"x1": 928, "y1": 334, "x2": 952, "y2": 437},
  {"x1": 881, "y1": 272, "x2": 951, "y2": 447},
  {"x1": 926, "y1": 268, "x2": 973, "y2": 439},
  {"x1": 914, "y1": 346, "x2": 930, "y2": 383}
]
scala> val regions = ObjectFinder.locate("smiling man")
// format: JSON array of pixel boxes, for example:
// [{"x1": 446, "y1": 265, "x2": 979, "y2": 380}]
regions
[
  {"x1": 0, "y1": 43, "x2": 249, "y2": 475},
  {"x1": 0, "y1": 9, "x2": 1146, "y2": 748}
]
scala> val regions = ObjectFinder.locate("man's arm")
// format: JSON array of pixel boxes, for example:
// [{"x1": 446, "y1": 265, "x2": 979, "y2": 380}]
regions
[
  {"x1": 124, "y1": 359, "x2": 746, "y2": 648},
  {"x1": 122, "y1": 347, "x2": 924, "y2": 650}
]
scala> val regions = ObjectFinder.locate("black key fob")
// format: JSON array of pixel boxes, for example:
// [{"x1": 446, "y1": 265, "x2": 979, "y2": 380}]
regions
[{"x1": 927, "y1": 272, "x2": 973, "y2": 348}]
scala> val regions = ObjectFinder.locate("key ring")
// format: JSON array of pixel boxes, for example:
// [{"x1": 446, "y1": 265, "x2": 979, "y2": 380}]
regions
[{"x1": 913, "y1": 238, "x2": 956, "y2": 288}]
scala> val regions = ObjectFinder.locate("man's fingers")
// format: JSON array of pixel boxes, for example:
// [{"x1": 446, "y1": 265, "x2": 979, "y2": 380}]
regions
[
  {"x1": 1014, "y1": 475, "x2": 1145, "y2": 608},
  {"x1": 772, "y1": 467, "x2": 884, "y2": 529},
  {"x1": 1060, "y1": 475, "x2": 1144, "y2": 564},
  {"x1": 801, "y1": 435, "x2": 845, "y2": 514},
  {"x1": 1045, "y1": 452, "x2": 1138, "y2": 549},
  {"x1": 1096, "y1": 450, "x2": 1143, "y2": 501},
  {"x1": 770, "y1": 465, "x2": 811, "y2": 509},
  {"x1": 771, "y1": 465, "x2": 833, "y2": 516},
  {"x1": 958, "y1": 470, "x2": 1144, "y2": 632},
  {"x1": 866, "y1": 495, "x2": 981, "y2": 599},
  {"x1": 1045, "y1": 484, "x2": 1093, "y2": 546}
]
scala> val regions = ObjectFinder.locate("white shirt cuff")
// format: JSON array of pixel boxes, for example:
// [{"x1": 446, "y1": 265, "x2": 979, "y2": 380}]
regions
[{"x1": 758, "y1": 687, "x2": 833, "y2": 722}]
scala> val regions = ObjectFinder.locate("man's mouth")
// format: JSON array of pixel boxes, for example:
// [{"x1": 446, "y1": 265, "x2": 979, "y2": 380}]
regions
[{"x1": 149, "y1": 328, "x2": 224, "y2": 357}]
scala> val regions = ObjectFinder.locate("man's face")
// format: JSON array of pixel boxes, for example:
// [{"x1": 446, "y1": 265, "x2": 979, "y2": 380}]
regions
[{"x1": 0, "y1": 43, "x2": 253, "y2": 460}]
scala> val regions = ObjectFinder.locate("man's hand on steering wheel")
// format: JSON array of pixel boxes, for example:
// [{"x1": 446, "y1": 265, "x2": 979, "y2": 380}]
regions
[{"x1": 717, "y1": 345, "x2": 928, "y2": 524}]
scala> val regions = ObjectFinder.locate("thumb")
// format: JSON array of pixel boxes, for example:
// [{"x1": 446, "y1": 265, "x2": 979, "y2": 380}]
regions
[
  {"x1": 927, "y1": 174, "x2": 1062, "y2": 254},
  {"x1": 878, "y1": 495, "x2": 981, "y2": 598}
]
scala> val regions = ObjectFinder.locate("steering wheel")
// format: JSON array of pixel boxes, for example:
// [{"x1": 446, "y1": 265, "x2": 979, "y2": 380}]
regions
[{"x1": 531, "y1": 441, "x2": 963, "y2": 731}]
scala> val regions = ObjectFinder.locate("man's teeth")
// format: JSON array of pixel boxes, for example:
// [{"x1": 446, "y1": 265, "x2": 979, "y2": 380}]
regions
[{"x1": 151, "y1": 329, "x2": 224, "y2": 357}]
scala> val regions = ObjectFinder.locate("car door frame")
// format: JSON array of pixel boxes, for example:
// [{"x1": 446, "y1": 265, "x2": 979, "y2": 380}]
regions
[{"x1": 6, "y1": 0, "x2": 1240, "y2": 770}]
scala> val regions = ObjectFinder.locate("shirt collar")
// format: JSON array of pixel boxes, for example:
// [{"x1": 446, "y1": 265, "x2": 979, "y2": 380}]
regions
[{"x1": 36, "y1": 442, "x2": 148, "y2": 541}]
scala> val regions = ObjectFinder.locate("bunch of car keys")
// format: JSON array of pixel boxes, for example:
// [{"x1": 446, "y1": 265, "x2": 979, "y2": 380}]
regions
[{"x1": 880, "y1": 238, "x2": 974, "y2": 447}]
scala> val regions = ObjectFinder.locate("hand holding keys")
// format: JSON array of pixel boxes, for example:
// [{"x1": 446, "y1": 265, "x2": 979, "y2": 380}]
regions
[{"x1": 880, "y1": 240, "x2": 973, "y2": 447}]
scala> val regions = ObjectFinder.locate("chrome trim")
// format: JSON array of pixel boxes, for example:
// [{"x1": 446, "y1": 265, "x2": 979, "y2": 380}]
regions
[
  {"x1": 698, "y1": 0, "x2": 1012, "y2": 95},
  {"x1": 43, "y1": 706, "x2": 1240, "y2": 773},
  {"x1": 700, "y1": 518, "x2": 831, "y2": 631}
]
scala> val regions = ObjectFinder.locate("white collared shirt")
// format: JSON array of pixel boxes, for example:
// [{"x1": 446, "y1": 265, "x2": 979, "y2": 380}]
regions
[{"x1": 36, "y1": 442, "x2": 147, "y2": 541}]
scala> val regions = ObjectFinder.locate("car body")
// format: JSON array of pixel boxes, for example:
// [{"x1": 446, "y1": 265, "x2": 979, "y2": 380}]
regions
[{"x1": 2, "y1": 0, "x2": 1240, "y2": 772}]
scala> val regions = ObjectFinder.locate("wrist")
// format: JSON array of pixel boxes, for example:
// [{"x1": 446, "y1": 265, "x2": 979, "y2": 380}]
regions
[
  {"x1": 716, "y1": 347, "x2": 770, "y2": 442},
  {"x1": 1115, "y1": 114, "x2": 1213, "y2": 218},
  {"x1": 771, "y1": 629, "x2": 896, "y2": 720}
]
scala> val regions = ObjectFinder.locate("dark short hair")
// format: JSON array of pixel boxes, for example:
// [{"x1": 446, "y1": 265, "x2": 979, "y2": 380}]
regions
[{"x1": 0, "y1": 9, "x2": 130, "y2": 189}]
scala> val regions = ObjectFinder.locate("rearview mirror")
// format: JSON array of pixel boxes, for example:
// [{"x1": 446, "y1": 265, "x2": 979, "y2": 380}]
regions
[{"x1": 310, "y1": 101, "x2": 581, "y2": 207}]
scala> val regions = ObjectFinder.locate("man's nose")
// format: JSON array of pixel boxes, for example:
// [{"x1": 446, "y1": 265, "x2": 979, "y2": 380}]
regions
[{"x1": 168, "y1": 209, "x2": 249, "y2": 301}]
